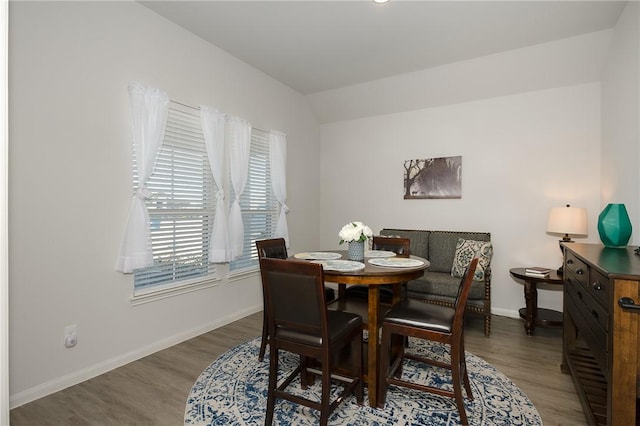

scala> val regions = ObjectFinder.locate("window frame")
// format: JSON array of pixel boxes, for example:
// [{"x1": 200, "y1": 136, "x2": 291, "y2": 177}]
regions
[{"x1": 132, "y1": 102, "x2": 220, "y2": 299}]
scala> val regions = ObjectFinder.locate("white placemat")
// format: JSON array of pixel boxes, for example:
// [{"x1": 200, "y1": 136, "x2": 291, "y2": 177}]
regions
[
  {"x1": 368, "y1": 258, "x2": 425, "y2": 268},
  {"x1": 364, "y1": 250, "x2": 397, "y2": 258},
  {"x1": 311, "y1": 259, "x2": 365, "y2": 272},
  {"x1": 294, "y1": 252, "x2": 341, "y2": 260}
]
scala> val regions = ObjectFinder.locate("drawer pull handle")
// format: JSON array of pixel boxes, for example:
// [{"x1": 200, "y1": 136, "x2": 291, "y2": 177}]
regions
[
  {"x1": 576, "y1": 268, "x2": 585, "y2": 275},
  {"x1": 567, "y1": 259, "x2": 574, "y2": 265},
  {"x1": 577, "y1": 291, "x2": 583, "y2": 300},
  {"x1": 591, "y1": 310, "x2": 599, "y2": 320},
  {"x1": 591, "y1": 281, "x2": 603, "y2": 291},
  {"x1": 618, "y1": 297, "x2": 640, "y2": 311}
]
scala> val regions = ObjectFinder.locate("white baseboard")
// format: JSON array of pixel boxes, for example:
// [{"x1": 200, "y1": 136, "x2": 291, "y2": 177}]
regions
[
  {"x1": 491, "y1": 307, "x2": 520, "y2": 319},
  {"x1": 9, "y1": 304, "x2": 262, "y2": 409},
  {"x1": 9, "y1": 304, "x2": 526, "y2": 408}
]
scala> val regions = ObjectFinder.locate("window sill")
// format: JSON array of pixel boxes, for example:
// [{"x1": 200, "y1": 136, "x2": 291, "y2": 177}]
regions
[
  {"x1": 131, "y1": 276, "x2": 221, "y2": 306},
  {"x1": 227, "y1": 266, "x2": 259, "y2": 282}
]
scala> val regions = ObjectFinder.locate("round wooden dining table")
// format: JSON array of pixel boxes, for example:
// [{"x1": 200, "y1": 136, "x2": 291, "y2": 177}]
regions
[{"x1": 289, "y1": 250, "x2": 430, "y2": 406}]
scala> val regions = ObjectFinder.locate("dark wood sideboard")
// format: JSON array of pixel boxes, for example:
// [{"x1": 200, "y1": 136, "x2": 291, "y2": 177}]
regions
[{"x1": 562, "y1": 243, "x2": 640, "y2": 425}]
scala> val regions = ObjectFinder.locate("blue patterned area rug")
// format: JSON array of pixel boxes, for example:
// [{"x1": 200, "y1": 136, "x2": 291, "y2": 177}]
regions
[{"x1": 185, "y1": 337, "x2": 542, "y2": 425}]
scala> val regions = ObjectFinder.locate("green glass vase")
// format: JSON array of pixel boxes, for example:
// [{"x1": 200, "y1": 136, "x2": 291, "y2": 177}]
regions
[{"x1": 597, "y1": 203, "x2": 632, "y2": 248}]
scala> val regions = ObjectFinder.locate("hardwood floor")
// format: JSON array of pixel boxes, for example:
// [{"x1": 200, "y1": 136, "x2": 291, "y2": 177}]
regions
[{"x1": 10, "y1": 313, "x2": 586, "y2": 425}]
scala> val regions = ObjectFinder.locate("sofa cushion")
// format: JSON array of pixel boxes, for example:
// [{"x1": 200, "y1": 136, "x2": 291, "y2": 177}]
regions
[
  {"x1": 451, "y1": 238, "x2": 493, "y2": 281},
  {"x1": 380, "y1": 229, "x2": 429, "y2": 260},
  {"x1": 406, "y1": 271, "x2": 485, "y2": 300},
  {"x1": 426, "y1": 232, "x2": 463, "y2": 272}
]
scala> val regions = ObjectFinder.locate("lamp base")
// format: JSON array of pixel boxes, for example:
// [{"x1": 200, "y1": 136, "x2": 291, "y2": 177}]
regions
[{"x1": 557, "y1": 237, "x2": 574, "y2": 276}]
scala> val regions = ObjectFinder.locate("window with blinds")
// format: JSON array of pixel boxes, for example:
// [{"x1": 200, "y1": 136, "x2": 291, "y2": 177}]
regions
[
  {"x1": 229, "y1": 130, "x2": 279, "y2": 271},
  {"x1": 134, "y1": 103, "x2": 217, "y2": 290}
]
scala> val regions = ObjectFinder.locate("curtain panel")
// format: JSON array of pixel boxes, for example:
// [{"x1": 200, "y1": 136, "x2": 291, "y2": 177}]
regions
[
  {"x1": 269, "y1": 130, "x2": 289, "y2": 246},
  {"x1": 115, "y1": 83, "x2": 169, "y2": 273},
  {"x1": 227, "y1": 116, "x2": 252, "y2": 259},
  {"x1": 200, "y1": 106, "x2": 232, "y2": 263}
]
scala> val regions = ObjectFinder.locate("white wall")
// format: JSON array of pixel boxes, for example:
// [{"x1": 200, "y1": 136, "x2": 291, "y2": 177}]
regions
[
  {"x1": 318, "y1": 53, "x2": 603, "y2": 318},
  {"x1": 601, "y1": 1, "x2": 640, "y2": 243},
  {"x1": 8, "y1": 2, "x2": 320, "y2": 407},
  {"x1": 308, "y1": 30, "x2": 612, "y2": 124}
]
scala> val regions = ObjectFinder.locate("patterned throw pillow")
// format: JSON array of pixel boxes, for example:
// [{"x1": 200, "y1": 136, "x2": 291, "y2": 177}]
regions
[{"x1": 451, "y1": 238, "x2": 493, "y2": 281}]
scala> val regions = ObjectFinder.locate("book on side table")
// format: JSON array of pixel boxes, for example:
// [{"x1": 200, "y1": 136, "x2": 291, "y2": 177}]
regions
[{"x1": 525, "y1": 267, "x2": 550, "y2": 278}]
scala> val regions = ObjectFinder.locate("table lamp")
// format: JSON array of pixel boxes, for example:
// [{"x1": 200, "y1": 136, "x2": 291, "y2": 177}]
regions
[{"x1": 547, "y1": 204, "x2": 588, "y2": 274}]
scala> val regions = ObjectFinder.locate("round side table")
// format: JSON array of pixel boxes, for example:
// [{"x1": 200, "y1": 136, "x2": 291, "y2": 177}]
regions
[{"x1": 509, "y1": 268, "x2": 564, "y2": 336}]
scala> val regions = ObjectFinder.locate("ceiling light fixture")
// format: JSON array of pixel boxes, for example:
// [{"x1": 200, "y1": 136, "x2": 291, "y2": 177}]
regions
[{"x1": 373, "y1": 0, "x2": 389, "y2": 4}]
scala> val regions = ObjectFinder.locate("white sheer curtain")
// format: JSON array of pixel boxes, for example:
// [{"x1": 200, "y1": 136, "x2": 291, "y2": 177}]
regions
[
  {"x1": 200, "y1": 106, "x2": 231, "y2": 263},
  {"x1": 227, "y1": 116, "x2": 251, "y2": 259},
  {"x1": 116, "y1": 82, "x2": 169, "y2": 273},
  {"x1": 269, "y1": 130, "x2": 289, "y2": 246}
]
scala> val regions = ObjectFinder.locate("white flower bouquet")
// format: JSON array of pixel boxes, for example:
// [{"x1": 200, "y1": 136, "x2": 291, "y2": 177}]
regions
[{"x1": 338, "y1": 221, "x2": 373, "y2": 244}]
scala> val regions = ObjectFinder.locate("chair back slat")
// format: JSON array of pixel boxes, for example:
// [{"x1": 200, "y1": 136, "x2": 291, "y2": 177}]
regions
[
  {"x1": 452, "y1": 256, "x2": 479, "y2": 328},
  {"x1": 372, "y1": 236, "x2": 410, "y2": 257},
  {"x1": 256, "y1": 238, "x2": 288, "y2": 259}
]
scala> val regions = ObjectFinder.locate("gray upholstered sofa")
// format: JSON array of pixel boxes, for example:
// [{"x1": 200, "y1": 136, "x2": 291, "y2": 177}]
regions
[{"x1": 380, "y1": 228, "x2": 493, "y2": 336}]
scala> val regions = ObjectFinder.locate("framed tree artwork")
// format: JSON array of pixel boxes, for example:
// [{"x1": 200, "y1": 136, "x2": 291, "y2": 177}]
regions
[{"x1": 404, "y1": 156, "x2": 462, "y2": 199}]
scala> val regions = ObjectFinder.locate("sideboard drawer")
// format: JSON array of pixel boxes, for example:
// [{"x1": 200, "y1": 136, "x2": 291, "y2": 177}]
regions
[
  {"x1": 566, "y1": 277, "x2": 608, "y2": 336},
  {"x1": 588, "y1": 269, "x2": 610, "y2": 310},
  {"x1": 565, "y1": 252, "x2": 588, "y2": 288},
  {"x1": 565, "y1": 278, "x2": 608, "y2": 373}
]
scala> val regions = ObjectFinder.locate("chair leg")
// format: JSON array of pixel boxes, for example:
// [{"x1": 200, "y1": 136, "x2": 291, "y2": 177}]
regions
[
  {"x1": 300, "y1": 355, "x2": 309, "y2": 389},
  {"x1": 353, "y1": 333, "x2": 364, "y2": 405},
  {"x1": 460, "y1": 336, "x2": 473, "y2": 399},
  {"x1": 462, "y1": 361, "x2": 473, "y2": 400},
  {"x1": 394, "y1": 337, "x2": 405, "y2": 378},
  {"x1": 259, "y1": 310, "x2": 268, "y2": 362},
  {"x1": 320, "y1": 358, "x2": 331, "y2": 426},
  {"x1": 377, "y1": 324, "x2": 392, "y2": 408},
  {"x1": 450, "y1": 345, "x2": 469, "y2": 425},
  {"x1": 381, "y1": 328, "x2": 406, "y2": 380},
  {"x1": 265, "y1": 346, "x2": 278, "y2": 426}
]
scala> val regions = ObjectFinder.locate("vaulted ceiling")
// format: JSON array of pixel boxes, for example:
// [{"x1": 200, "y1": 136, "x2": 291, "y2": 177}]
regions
[{"x1": 141, "y1": 1, "x2": 626, "y2": 95}]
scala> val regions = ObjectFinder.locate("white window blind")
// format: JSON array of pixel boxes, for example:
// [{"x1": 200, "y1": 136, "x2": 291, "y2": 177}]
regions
[
  {"x1": 230, "y1": 129, "x2": 279, "y2": 271},
  {"x1": 134, "y1": 103, "x2": 217, "y2": 289}
]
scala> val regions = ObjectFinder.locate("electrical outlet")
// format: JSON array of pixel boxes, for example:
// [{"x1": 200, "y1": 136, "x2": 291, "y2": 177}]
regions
[{"x1": 64, "y1": 325, "x2": 77, "y2": 348}]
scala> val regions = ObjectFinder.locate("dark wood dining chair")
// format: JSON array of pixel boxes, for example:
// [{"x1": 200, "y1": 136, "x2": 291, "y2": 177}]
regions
[
  {"x1": 344, "y1": 236, "x2": 411, "y2": 303},
  {"x1": 259, "y1": 258, "x2": 364, "y2": 426},
  {"x1": 256, "y1": 238, "x2": 289, "y2": 362},
  {"x1": 377, "y1": 256, "x2": 479, "y2": 425},
  {"x1": 256, "y1": 238, "x2": 336, "y2": 362}
]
